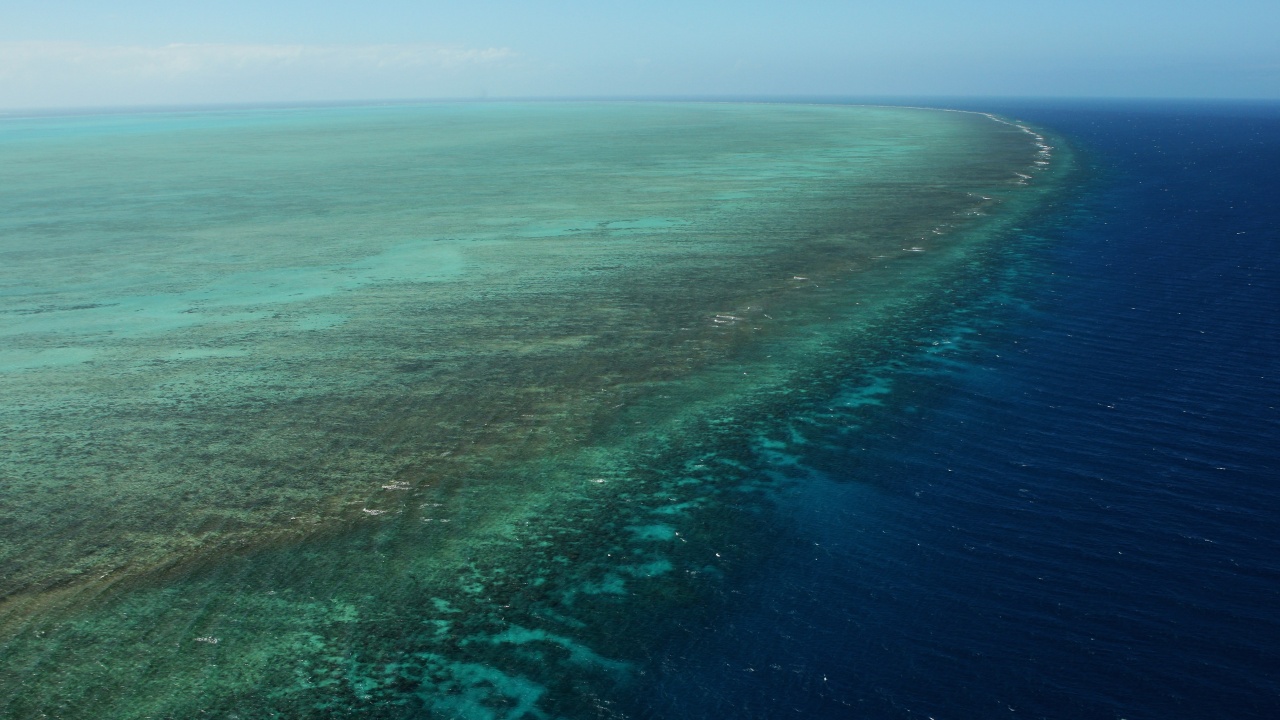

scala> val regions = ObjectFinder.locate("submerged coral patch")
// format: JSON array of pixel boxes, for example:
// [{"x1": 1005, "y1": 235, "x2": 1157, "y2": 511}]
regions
[{"x1": 0, "y1": 102, "x2": 1063, "y2": 717}]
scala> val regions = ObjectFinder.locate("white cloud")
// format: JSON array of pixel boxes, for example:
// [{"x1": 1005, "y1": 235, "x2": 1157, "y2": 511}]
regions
[
  {"x1": 0, "y1": 41, "x2": 519, "y2": 108},
  {"x1": 0, "y1": 41, "x2": 515, "y2": 78}
]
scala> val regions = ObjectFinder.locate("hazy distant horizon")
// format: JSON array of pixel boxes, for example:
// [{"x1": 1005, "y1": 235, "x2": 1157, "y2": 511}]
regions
[
  {"x1": 2, "y1": 0, "x2": 1276, "y2": 110},
  {"x1": 5, "y1": 94, "x2": 1280, "y2": 119}
]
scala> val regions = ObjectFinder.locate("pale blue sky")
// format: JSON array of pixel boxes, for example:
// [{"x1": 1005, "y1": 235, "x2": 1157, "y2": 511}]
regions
[{"x1": 1, "y1": 0, "x2": 1276, "y2": 108}]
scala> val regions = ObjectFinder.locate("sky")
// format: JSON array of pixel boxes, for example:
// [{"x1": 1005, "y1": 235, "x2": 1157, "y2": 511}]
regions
[{"x1": 1, "y1": 0, "x2": 1277, "y2": 109}]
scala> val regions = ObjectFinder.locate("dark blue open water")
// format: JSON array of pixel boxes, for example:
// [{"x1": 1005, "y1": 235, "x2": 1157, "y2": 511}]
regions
[{"x1": 633, "y1": 101, "x2": 1280, "y2": 718}]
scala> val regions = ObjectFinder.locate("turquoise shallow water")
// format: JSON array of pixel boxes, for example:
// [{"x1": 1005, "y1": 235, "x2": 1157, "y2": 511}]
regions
[{"x1": 0, "y1": 102, "x2": 1059, "y2": 717}]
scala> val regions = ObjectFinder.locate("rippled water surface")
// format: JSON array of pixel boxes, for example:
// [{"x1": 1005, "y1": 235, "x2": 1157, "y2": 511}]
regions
[
  {"x1": 0, "y1": 102, "x2": 1060, "y2": 717},
  {"x1": 632, "y1": 100, "x2": 1280, "y2": 719}
]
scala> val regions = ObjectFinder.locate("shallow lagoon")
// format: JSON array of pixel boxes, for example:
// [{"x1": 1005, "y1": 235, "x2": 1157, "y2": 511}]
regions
[{"x1": 0, "y1": 102, "x2": 1059, "y2": 717}]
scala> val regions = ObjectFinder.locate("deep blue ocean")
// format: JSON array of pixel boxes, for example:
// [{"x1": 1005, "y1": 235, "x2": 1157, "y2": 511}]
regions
[{"x1": 632, "y1": 101, "x2": 1280, "y2": 718}]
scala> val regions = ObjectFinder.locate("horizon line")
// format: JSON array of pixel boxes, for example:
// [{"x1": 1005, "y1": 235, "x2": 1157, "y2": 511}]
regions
[{"x1": 3, "y1": 94, "x2": 1278, "y2": 120}]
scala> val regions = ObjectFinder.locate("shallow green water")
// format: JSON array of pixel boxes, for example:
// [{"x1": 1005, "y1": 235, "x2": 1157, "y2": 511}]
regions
[{"x1": 0, "y1": 102, "x2": 1060, "y2": 717}]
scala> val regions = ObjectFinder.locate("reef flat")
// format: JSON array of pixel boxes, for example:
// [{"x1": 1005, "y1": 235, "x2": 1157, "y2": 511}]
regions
[{"x1": 0, "y1": 102, "x2": 1062, "y2": 717}]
